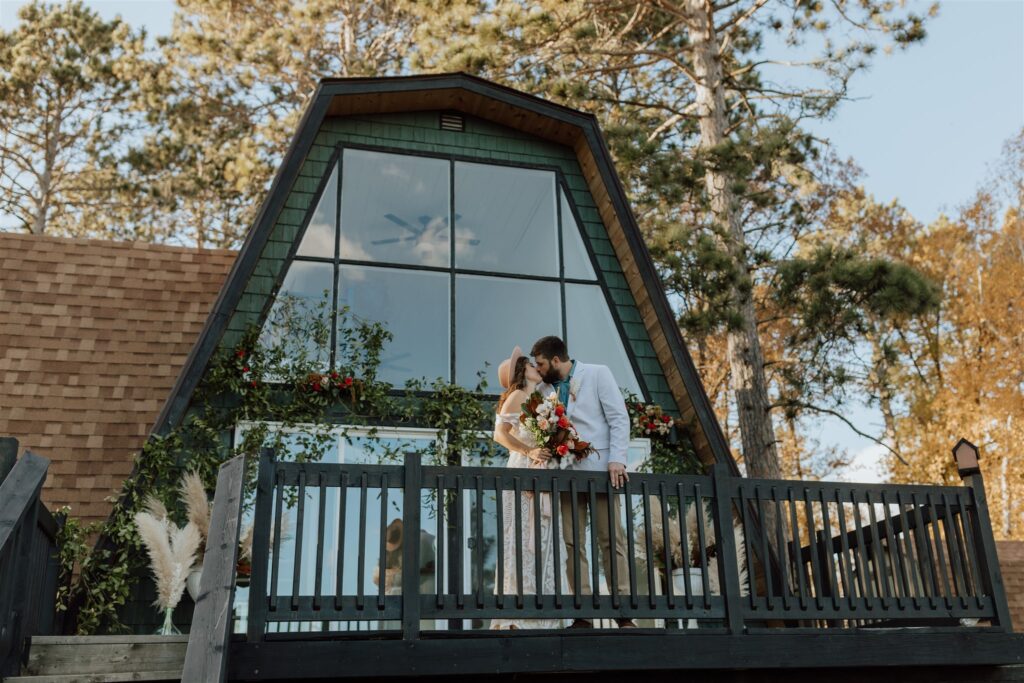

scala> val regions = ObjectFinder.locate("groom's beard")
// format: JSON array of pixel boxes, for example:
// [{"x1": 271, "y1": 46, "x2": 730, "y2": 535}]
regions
[{"x1": 542, "y1": 368, "x2": 561, "y2": 385}]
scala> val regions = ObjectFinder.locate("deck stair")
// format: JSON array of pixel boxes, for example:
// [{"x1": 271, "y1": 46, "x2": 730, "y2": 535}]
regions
[{"x1": 5, "y1": 635, "x2": 184, "y2": 683}]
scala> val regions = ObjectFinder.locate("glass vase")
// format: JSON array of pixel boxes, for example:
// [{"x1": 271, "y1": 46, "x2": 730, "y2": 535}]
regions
[{"x1": 156, "y1": 606, "x2": 180, "y2": 635}]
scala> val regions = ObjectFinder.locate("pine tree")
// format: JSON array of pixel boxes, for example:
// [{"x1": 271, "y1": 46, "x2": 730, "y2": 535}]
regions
[{"x1": 0, "y1": 1, "x2": 146, "y2": 236}]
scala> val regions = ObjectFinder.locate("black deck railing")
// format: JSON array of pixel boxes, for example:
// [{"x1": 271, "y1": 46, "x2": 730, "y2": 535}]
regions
[
  {"x1": 0, "y1": 440, "x2": 62, "y2": 678},
  {"x1": 241, "y1": 450, "x2": 1011, "y2": 640}
]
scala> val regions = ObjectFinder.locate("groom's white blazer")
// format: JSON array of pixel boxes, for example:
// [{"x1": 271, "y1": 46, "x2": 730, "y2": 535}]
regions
[{"x1": 557, "y1": 362, "x2": 631, "y2": 471}]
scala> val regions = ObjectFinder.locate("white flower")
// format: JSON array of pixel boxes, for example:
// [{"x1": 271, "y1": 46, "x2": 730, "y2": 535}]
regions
[
  {"x1": 569, "y1": 378, "x2": 582, "y2": 400},
  {"x1": 547, "y1": 391, "x2": 559, "y2": 403},
  {"x1": 537, "y1": 403, "x2": 551, "y2": 417}
]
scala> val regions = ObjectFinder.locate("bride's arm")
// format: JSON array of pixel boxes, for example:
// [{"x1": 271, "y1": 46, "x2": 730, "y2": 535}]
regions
[{"x1": 492, "y1": 391, "x2": 549, "y2": 462}]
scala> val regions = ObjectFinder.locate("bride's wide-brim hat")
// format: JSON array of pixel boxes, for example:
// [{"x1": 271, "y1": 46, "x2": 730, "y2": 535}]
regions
[{"x1": 497, "y1": 345, "x2": 524, "y2": 389}]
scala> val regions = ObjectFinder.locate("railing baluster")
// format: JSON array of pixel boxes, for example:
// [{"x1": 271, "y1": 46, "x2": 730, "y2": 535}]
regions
[
  {"x1": 865, "y1": 491, "x2": 893, "y2": 610},
  {"x1": 879, "y1": 491, "x2": 907, "y2": 609},
  {"x1": 533, "y1": 476, "x2": 544, "y2": 610},
  {"x1": 738, "y1": 485, "x2": 759, "y2": 612},
  {"x1": 569, "y1": 478, "x2": 582, "y2": 610},
  {"x1": 894, "y1": 490, "x2": 923, "y2": 610},
  {"x1": 955, "y1": 489, "x2": 985, "y2": 610},
  {"x1": 786, "y1": 488, "x2": 808, "y2": 610},
  {"x1": 495, "y1": 474, "x2": 505, "y2": 611},
  {"x1": 677, "y1": 482, "x2": 694, "y2": 611},
  {"x1": 551, "y1": 476, "x2": 562, "y2": 610},
  {"x1": 292, "y1": 470, "x2": 306, "y2": 613},
  {"x1": 849, "y1": 489, "x2": 875, "y2": 608},
  {"x1": 455, "y1": 474, "x2": 465, "y2": 610},
  {"x1": 335, "y1": 472, "x2": 348, "y2": 612},
  {"x1": 926, "y1": 492, "x2": 954, "y2": 610},
  {"x1": 378, "y1": 472, "x2": 389, "y2": 612},
  {"x1": 940, "y1": 491, "x2": 970, "y2": 610},
  {"x1": 356, "y1": 473, "x2": 368, "y2": 611},
  {"x1": 910, "y1": 491, "x2": 939, "y2": 609},
  {"x1": 588, "y1": 478, "x2": 603, "y2": 609},
  {"x1": 270, "y1": 470, "x2": 285, "y2": 612},
  {"x1": 435, "y1": 474, "x2": 445, "y2": 610},
  {"x1": 833, "y1": 488, "x2": 856, "y2": 617},
  {"x1": 640, "y1": 482, "x2": 656, "y2": 609},
  {"x1": 607, "y1": 478, "x2": 620, "y2": 610},
  {"x1": 624, "y1": 479, "x2": 638, "y2": 610},
  {"x1": 771, "y1": 489, "x2": 791, "y2": 611},
  {"x1": 514, "y1": 475, "x2": 524, "y2": 609},
  {"x1": 314, "y1": 472, "x2": 327, "y2": 612},
  {"x1": 659, "y1": 482, "x2": 674, "y2": 610},
  {"x1": 694, "y1": 486, "x2": 711, "y2": 610},
  {"x1": 802, "y1": 487, "x2": 824, "y2": 611},
  {"x1": 817, "y1": 489, "x2": 839, "y2": 613},
  {"x1": 476, "y1": 475, "x2": 485, "y2": 609}
]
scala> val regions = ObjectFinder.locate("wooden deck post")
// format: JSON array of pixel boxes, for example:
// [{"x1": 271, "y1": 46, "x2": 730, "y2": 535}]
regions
[
  {"x1": 0, "y1": 450, "x2": 49, "y2": 677},
  {"x1": 401, "y1": 452, "x2": 422, "y2": 640},
  {"x1": 247, "y1": 448, "x2": 276, "y2": 642},
  {"x1": 954, "y1": 439, "x2": 1013, "y2": 631},
  {"x1": 712, "y1": 463, "x2": 745, "y2": 635},
  {"x1": 182, "y1": 454, "x2": 246, "y2": 683}
]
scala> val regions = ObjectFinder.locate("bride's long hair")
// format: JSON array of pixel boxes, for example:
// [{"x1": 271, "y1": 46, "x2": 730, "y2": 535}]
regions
[{"x1": 497, "y1": 356, "x2": 530, "y2": 413}]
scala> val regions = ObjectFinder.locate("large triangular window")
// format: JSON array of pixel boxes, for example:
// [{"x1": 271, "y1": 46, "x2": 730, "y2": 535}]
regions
[{"x1": 261, "y1": 147, "x2": 644, "y2": 397}]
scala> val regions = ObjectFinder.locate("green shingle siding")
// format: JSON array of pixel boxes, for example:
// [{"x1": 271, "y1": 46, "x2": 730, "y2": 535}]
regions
[{"x1": 220, "y1": 110, "x2": 681, "y2": 414}]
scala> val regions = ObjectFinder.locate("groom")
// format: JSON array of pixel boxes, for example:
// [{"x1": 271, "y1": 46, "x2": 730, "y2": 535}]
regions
[{"x1": 530, "y1": 335, "x2": 635, "y2": 629}]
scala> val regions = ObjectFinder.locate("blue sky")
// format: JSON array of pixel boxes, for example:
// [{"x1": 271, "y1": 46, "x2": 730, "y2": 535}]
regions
[{"x1": 2, "y1": 0, "x2": 1022, "y2": 481}]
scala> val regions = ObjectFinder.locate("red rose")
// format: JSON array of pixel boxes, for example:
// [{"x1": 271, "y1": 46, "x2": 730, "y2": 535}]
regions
[
  {"x1": 636, "y1": 403, "x2": 644, "y2": 411},
  {"x1": 554, "y1": 405, "x2": 565, "y2": 417},
  {"x1": 236, "y1": 349, "x2": 246, "y2": 358},
  {"x1": 557, "y1": 416, "x2": 570, "y2": 429},
  {"x1": 556, "y1": 444, "x2": 569, "y2": 457},
  {"x1": 249, "y1": 381, "x2": 258, "y2": 388},
  {"x1": 330, "y1": 371, "x2": 339, "y2": 379},
  {"x1": 647, "y1": 422, "x2": 657, "y2": 431},
  {"x1": 344, "y1": 377, "x2": 354, "y2": 387},
  {"x1": 661, "y1": 415, "x2": 672, "y2": 423},
  {"x1": 242, "y1": 366, "x2": 250, "y2": 373}
]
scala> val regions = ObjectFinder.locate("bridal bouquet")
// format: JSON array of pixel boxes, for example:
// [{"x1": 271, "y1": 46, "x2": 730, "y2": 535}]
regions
[{"x1": 520, "y1": 391, "x2": 593, "y2": 469}]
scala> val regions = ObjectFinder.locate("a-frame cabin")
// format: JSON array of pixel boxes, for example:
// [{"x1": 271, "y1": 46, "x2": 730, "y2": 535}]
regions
[{"x1": 155, "y1": 72, "x2": 733, "y2": 472}]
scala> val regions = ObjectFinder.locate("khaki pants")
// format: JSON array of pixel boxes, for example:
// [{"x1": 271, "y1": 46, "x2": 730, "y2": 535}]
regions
[{"x1": 560, "y1": 491, "x2": 631, "y2": 596}]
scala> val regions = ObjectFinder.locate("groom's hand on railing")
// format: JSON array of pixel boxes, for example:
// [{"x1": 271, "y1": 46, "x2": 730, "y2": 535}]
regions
[
  {"x1": 609, "y1": 462, "x2": 628, "y2": 488},
  {"x1": 527, "y1": 447, "x2": 551, "y2": 464}
]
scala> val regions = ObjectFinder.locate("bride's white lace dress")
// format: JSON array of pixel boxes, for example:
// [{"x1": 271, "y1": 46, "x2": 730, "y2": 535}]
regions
[{"x1": 490, "y1": 412, "x2": 563, "y2": 630}]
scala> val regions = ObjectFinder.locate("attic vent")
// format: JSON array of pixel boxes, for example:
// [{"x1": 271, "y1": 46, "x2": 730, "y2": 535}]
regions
[{"x1": 440, "y1": 112, "x2": 464, "y2": 132}]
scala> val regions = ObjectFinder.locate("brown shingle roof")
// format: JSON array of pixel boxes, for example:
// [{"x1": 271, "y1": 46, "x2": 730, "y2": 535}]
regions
[{"x1": 0, "y1": 232, "x2": 235, "y2": 525}]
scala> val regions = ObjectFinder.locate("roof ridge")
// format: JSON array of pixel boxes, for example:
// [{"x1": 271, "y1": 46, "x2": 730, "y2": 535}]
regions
[{"x1": 0, "y1": 231, "x2": 237, "y2": 256}]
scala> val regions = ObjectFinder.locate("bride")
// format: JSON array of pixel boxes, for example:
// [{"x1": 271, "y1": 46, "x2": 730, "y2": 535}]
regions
[{"x1": 490, "y1": 345, "x2": 562, "y2": 630}]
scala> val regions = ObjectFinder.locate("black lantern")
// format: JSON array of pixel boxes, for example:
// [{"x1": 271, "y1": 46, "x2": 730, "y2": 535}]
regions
[{"x1": 952, "y1": 438, "x2": 981, "y2": 478}]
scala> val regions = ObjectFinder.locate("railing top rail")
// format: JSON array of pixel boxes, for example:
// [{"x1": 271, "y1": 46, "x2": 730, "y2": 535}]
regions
[
  {"x1": 0, "y1": 450, "x2": 50, "y2": 554},
  {"x1": 731, "y1": 475, "x2": 972, "y2": 497}
]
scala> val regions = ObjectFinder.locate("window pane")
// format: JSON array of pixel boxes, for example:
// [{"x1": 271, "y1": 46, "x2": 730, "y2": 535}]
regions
[
  {"x1": 339, "y1": 149, "x2": 450, "y2": 267},
  {"x1": 295, "y1": 162, "x2": 338, "y2": 258},
  {"x1": 259, "y1": 261, "x2": 334, "y2": 367},
  {"x1": 560, "y1": 190, "x2": 597, "y2": 281},
  {"x1": 455, "y1": 275, "x2": 561, "y2": 389},
  {"x1": 454, "y1": 162, "x2": 558, "y2": 277},
  {"x1": 337, "y1": 264, "x2": 450, "y2": 385},
  {"x1": 565, "y1": 284, "x2": 642, "y2": 395}
]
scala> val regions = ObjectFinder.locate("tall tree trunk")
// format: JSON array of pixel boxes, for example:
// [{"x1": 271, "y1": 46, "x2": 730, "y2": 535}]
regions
[{"x1": 685, "y1": 0, "x2": 780, "y2": 481}]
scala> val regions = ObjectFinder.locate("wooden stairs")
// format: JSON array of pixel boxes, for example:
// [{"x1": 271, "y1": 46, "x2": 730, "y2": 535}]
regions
[{"x1": 5, "y1": 636, "x2": 184, "y2": 682}]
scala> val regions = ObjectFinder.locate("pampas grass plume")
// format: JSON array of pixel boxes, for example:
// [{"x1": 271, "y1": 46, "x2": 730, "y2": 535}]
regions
[
  {"x1": 179, "y1": 471, "x2": 212, "y2": 544},
  {"x1": 134, "y1": 511, "x2": 201, "y2": 611}
]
